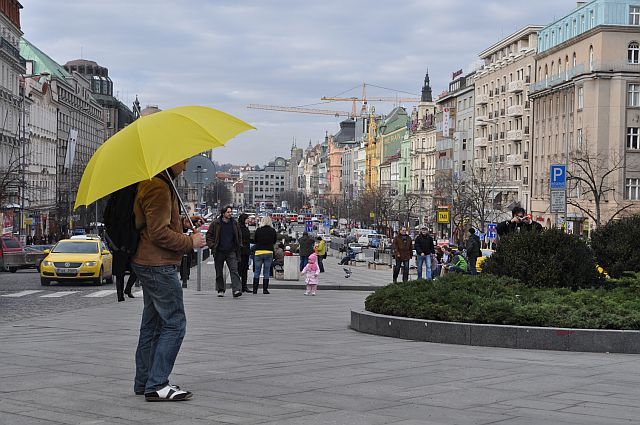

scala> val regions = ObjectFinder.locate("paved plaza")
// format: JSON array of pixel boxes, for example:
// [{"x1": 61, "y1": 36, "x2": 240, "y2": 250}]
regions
[{"x1": 2, "y1": 259, "x2": 639, "y2": 424}]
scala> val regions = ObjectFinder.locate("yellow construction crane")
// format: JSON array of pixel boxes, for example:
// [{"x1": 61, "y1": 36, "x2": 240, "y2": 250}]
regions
[
  {"x1": 321, "y1": 83, "x2": 420, "y2": 116},
  {"x1": 247, "y1": 104, "x2": 365, "y2": 118}
]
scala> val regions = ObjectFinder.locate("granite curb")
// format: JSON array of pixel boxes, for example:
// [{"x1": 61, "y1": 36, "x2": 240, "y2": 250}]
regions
[{"x1": 351, "y1": 309, "x2": 640, "y2": 354}]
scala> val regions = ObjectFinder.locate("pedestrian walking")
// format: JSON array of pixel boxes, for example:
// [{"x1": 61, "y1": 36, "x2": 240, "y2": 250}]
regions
[
  {"x1": 315, "y1": 236, "x2": 326, "y2": 273},
  {"x1": 252, "y1": 216, "x2": 277, "y2": 294},
  {"x1": 301, "y1": 252, "x2": 321, "y2": 295},
  {"x1": 297, "y1": 231, "x2": 315, "y2": 271},
  {"x1": 414, "y1": 227, "x2": 435, "y2": 280},
  {"x1": 238, "y1": 213, "x2": 251, "y2": 293},
  {"x1": 392, "y1": 226, "x2": 413, "y2": 283},
  {"x1": 131, "y1": 157, "x2": 206, "y2": 401},
  {"x1": 206, "y1": 206, "x2": 243, "y2": 298},
  {"x1": 465, "y1": 228, "x2": 482, "y2": 275}
]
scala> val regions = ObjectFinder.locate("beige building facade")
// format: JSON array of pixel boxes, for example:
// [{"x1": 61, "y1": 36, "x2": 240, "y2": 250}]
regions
[
  {"x1": 530, "y1": 0, "x2": 640, "y2": 230},
  {"x1": 474, "y1": 26, "x2": 541, "y2": 218}
]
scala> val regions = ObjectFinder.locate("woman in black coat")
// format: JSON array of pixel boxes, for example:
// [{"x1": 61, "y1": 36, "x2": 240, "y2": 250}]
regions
[{"x1": 252, "y1": 216, "x2": 278, "y2": 294}]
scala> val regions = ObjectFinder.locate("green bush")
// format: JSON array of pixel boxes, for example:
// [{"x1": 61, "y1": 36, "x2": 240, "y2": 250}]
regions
[
  {"x1": 364, "y1": 274, "x2": 640, "y2": 329},
  {"x1": 481, "y1": 228, "x2": 601, "y2": 289},
  {"x1": 590, "y1": 214, "x2": 640, "y2": 278}
]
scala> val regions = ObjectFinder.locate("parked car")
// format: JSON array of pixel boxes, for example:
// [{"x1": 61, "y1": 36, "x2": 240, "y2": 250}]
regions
[
  {"x1": 1, "y1": 233, "x2": 25, "y2": 272},
  {"x1": 39, "y1": 236, "x2": 114, "y2": 286},
  {"x1": 24, "y1": 244, "x2": 54, "y2": 271},
  {"x1": 348, "y1": 242, "x2": 363, "y2": 254}
]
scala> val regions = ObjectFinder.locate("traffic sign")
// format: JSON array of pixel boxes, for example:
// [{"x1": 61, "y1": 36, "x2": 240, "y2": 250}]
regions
[
  {"x1": 436, "y1": 210, "x2": 450, "y2": 224},
  {"x1": 550, "y1": 164, "x2": 567, "y2": 190},
  {"x1": 550, "y1": 189, "x2": 566, "y2": 213},
  {"x1": 486, "y1": 223, "x2": 497, "y2": 239},
  {"x1": 305, "y1": 220, "x2": 313, "y2": 233}
]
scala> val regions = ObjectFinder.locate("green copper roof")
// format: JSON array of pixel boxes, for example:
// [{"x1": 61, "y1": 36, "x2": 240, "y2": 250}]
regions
[{"x1": 20, "y1": 38, "x2": 70, "y2": 79}]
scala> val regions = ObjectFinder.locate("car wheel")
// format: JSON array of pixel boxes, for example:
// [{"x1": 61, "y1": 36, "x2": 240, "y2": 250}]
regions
[
  {"x1": 94, "y1": 268, "x2": 104, "y2": 286},
  {"x1": 40, "y1": 277, "x2": 50, "y2": 286},
  {"x1": 9, "y1": 266, "x2": 17, "y2": 273},
  {"x1": 104, "y1": 272, "x2": 113, "y2": 284}
]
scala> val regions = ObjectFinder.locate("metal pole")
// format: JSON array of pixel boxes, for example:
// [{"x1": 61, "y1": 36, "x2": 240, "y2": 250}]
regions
[{"x1": 165, "y1": 170, "x2": 203, "y2": 291}]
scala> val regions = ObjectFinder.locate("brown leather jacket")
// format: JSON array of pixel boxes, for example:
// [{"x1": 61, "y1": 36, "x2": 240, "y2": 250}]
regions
[
  {"x1": 392, "y1": 234, "x2": 413, "y2": 261},
  {"x1": 205, "y1": 217, "x2": 241, "y2": 257},
  {"x1": 132, "y1": 172, "x2": 193, "y2": 266}
]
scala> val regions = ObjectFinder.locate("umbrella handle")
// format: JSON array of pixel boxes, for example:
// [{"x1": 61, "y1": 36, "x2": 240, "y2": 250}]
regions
[{"x1": 165, "y1": 170, "x2": 195, "y2": 228}]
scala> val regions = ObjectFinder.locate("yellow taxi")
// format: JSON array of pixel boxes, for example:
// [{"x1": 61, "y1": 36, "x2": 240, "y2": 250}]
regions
[{"x1": 40, "y1": 235, "x2": 114, "y2": 286}]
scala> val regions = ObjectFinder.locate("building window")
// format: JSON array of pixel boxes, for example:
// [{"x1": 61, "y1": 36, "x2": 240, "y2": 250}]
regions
[
  {"x1": 628, "y1": 83, "x2": 640, "y2": 106},
  {"x1": 628, "y1": 127, "x2": 640, "y2": 149},
  {"x1": 630, "y1": 6, "x2": 640, "y2": 25},
  {"x1": 629, "y1": 42, "x2": 640, "y2": 64},
  {"x1": 627, "y1": 178, "x2": 640, "y2": 200},
  {"x1": 577, "y1": 86, "x2": 584, "y2": 109},
  {"x1": 577, "y1": 128, "x2": 583, "y2": 149}
]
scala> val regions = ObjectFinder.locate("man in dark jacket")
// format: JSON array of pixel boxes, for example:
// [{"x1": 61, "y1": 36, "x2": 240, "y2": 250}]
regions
[
  {"x1": 297, "y1": 231, "x2": 315, "y2": 271},
  {"x1": 496, "y1": 206, "x2": 543, "y2": 237},
  {"x1": 237, "y1": 213, "x2": 251, "y2": 293},
  {"x1": 465, "y1": 228, "x2": 482, "y2": 275},
  {"x1": 413, "y1": 227, "x2": 435, "y2": 280},
  {"x1": 206, "y1": 206, "x2": 243, "y2": 298},
  {"x1": 392, "y1": 227, "x2": 413, "y2": 283}
]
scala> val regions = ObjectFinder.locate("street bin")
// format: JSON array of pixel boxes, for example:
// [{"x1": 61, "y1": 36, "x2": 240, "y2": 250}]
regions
[{"x1": 283, "y1": 255, "x2": 300, "y2": 281}]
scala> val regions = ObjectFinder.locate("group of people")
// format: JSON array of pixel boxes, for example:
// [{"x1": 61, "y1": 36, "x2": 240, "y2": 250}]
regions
[{"x1": 390, "y1": 226, "x2": 481, "y2": 283}]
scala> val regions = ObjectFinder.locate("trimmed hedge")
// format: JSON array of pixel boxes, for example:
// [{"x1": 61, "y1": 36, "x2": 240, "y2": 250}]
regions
[
  {"x1": 591, "y1": 214, "x2": 640, "y2": 279},
  {"x1": 481, "y1": 228, "x2": 601, "y2": 289},
  {"x1": 364, "y1": 274, "x2": 640, "y2": 329}
]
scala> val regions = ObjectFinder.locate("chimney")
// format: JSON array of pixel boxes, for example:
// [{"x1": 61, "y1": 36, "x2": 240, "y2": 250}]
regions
[{"x1": 576, "y1": 1, "x2": 586, "y2": 8}]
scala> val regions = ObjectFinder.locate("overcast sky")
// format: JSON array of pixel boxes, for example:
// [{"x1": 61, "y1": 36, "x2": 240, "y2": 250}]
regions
[{"x1": 22, "y1": 0, "x2": 575, "y2": 165}]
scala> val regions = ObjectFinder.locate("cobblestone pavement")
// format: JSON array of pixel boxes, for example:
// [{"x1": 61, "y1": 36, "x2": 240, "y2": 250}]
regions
[{"x1": 2, "y1": 288, "x2": 638, "y2": 424}]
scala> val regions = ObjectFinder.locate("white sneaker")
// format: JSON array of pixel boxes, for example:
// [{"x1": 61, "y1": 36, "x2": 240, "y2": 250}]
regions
[
  {"x1": 304, "y1": 292, "x2": 309, "y2": 296},
  {"x1": 145, "y1": 384, "x2": 192, "y2": 401}
]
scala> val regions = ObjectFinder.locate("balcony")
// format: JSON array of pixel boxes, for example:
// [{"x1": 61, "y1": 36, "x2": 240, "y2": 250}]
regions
[
  {"x1": 506, "y1": 154, "x2": 523, "y2": 166},
  {"x1": 475, "y1": 115, "x2": 489, "y2": 125},
  {"x1": 476, "y1": 93, "x2": 489, "y2": 104},
  {"x1": 473, "y1": 159, "x2": 487, "y2": 168},
  {"x1": 508, "y1": 80, "x2": 524, "y2": 93},
  {"x1": 474, "y1": 137, "x2": 488, "y2": 147},
  {"x1": 489, "y1": 90, "x2": 494, "y2": 97},
  {"x1": 507, "y1": 129, "x2": 523, "y2": 141},
  {"x1": 507, "y1": 105, "x2": 523, "y2": 117}
]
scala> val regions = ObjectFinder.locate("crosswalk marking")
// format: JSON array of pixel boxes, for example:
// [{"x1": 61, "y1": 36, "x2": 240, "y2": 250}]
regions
[
  {"x1": 1, "y1": 290, "x2": 44, "y2": 298},
  {"x1": 40, "y1": 291, "x2": 79, "y2": 298},
  {"x1": 83, "y1": 290, "x2": 115, "y2": 298}
]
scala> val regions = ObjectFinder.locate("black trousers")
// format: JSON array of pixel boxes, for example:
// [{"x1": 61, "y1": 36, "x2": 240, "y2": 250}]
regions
[
  {"x1": 393, "y1": 258, "x2": 410, "y2": 282},
  {"x1": 239, "y1": 253, "x2": 250, "y2": 288},
  {"x1": 214, "y1": 250, "x2": 242, "y2": 293}
]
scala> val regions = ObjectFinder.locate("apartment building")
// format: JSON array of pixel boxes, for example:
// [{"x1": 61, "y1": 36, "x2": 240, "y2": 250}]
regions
[
  {"x1": 529, "y1": 0, "x2": 640, "y2": 230},
  {"x1": 474, "y1": 25, "x2": 541, "y2": 216}
]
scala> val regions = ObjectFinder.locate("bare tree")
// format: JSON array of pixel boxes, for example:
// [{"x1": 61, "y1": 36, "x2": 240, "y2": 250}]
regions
[
  {"x1": 567, "y1": 148, "x2": 634, "y2": 228},
  {"x1": 466, "y1": 167, "x2": 499, "y2": 231},
  {"x1": 0, "y1": 141, "x2": 23, "y2": 208}
]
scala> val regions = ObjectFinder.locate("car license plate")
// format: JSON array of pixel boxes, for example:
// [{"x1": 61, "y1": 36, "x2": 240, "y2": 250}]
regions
[{"x1": 56, "y1": 268, "x2": 78, "y2": 274}]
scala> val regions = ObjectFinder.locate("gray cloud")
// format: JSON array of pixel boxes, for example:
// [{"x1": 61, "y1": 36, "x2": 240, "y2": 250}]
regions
[{"x1": 22, "y1": 0, "x2": 571, "y2": 165}]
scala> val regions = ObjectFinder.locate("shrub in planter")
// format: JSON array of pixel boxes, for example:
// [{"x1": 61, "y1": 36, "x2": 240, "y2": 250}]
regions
[
  {"x1": 482, "y1": 228, "x2": 601, "y2": 289},
  {"x1": 590, "y1": 214, "x2": 640, "y2": 278}
]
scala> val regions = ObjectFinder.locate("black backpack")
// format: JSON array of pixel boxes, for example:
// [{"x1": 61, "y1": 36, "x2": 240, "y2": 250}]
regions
[{"x1": 103, "y1": 184, "x2": 139, "y2": 256}]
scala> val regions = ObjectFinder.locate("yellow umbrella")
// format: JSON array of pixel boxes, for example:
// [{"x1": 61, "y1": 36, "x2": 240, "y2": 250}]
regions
[{"x1": 74, "y1": 106, "x2": 255, "y2": 209}]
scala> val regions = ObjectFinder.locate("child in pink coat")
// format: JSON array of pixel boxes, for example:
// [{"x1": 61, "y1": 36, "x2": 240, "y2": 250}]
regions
[{"x1": 301, "y1": 252, "x2": 321, "y2": 295}]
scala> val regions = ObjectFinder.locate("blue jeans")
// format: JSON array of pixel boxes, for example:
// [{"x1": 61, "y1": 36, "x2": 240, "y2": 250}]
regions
[
  {"x1": 131, "y1": 263, "x2": 186, "y2": 394},
  {"x1": 254, "y1": 253, "x2": 273, "y2": 279},
  {"x1": 416, "y1": 255, "x2": 432, "y2": 280}
]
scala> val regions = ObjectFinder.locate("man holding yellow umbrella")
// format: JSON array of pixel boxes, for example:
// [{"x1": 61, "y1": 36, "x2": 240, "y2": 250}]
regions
[{"x1": 75, "y1": 106, "x2": 254, "y2": 401}]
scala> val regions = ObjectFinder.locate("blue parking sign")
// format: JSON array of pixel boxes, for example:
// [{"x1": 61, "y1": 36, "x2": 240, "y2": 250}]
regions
[
  {"x1": 305, "y1": 220, "x2": 313, "y2": 233},
  {"x1": 550, "y1": 164, "x2": 566, "y2": 190}
]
